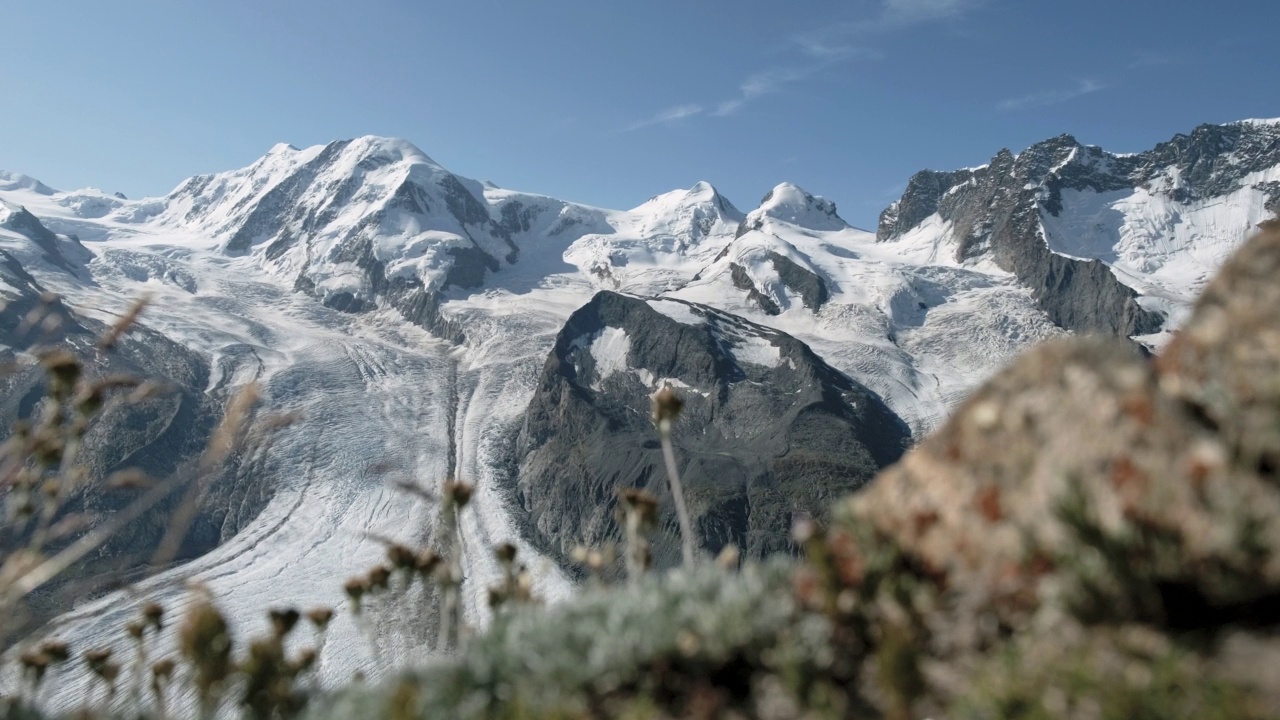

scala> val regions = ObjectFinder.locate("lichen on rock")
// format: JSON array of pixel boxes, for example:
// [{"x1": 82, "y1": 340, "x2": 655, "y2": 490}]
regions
[{"x1": 838, "y1": 227, "x2": 1280, "y2": 715}]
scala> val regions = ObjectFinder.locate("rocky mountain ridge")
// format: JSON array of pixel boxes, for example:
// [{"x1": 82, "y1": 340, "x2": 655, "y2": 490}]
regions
[
  {"x1": 514, "y1": 290, "x2": 910, "y2": 568},
  {"x1": 877, "y1": 119, "x2": 1280, "y2": 337}
]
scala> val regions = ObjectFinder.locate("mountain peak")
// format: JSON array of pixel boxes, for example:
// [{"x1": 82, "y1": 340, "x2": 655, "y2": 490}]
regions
[
  {"x1": 688, "y1": 180, "x2": 716, "y2": 195},
  {"x1": 749, "y1": 183, "x2": 848, "y2": 231},
  {"x1": 0, "y1": 171, "x2": 57, "y2": 196},
  {"x1": 341, "y1": 135, "x2": 441, "y2": 169},
  {"x1": 686, "y1": 180, "x2": 741, "y2": 217},
  {"x1": 631, "y1": 181, "x2": 743, "y2": 222}
]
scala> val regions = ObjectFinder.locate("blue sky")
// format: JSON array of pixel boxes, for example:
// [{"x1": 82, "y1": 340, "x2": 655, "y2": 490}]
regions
[{"x1": 3, "y1": 0, "x2": 1277, "y2": 227}]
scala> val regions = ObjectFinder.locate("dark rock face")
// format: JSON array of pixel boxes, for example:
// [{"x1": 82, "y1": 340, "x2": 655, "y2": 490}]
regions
[
  {"x1": 767, "y1": 252, "x2": 828, "y2": 311},
  {"x1": 294, "y1": 231, "x2": 473, "y2": 344},
  {"x1": 729, "y1": 262, "x2": 781, "y2": 315},
  {"x1": 875, "y1": 122, "x2": 1280, "y2": 337},
  {"x1": 877, "y1": 169, "x2": 973, "y2": 241},
  {"x1": 0, "y1": 203, "x2": 87, "y2": 278},
  {"x1": 1134, "y1": 122, "x2": 1280, "y2": 199},
  {"x1": 0, "y1": 208, "x2": 92, "y2": 346},
  {"x1": 722, "y1": 253, "x2": 828, "y2": 316},
  {"x1": 222, "y1": 140, "x2": 357, "y2": 255},
  {"x1": 0, "y1": 252, "x2": 85, "y2": 349},
  {"x1": 513, "y1": 291, "x2": 910, "y2": 568},
  {"x1": 878, "y1": 140, "x2": 1163, "y2": 337},
  {"x1": 0, "y1": 266, "x2": 268, "y2": 639}
]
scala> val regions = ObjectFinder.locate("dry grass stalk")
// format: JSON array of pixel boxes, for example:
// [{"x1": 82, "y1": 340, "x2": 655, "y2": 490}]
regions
[
  {"x1": 96, "y1": 295, "x2": 151, "y2": 351},
  {"x1": 618, "y1": 488, "x2": 658, "y2": 582},
  {"x1": 652, "y1": 384, "x2": 697, "y2": 566}
]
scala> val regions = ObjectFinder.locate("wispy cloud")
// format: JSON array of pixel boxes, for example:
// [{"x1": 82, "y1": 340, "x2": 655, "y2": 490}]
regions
[
  {"x1": 713, "y1": 48, "x2": 885, "y2": 118},
  {"x1": 711, "y1": 65, "x2": 822, "y2": 117},
  {"x1": 713, "y1": 99, "x2": 745, "y2": 117},
  {"x1": 622, "y1": 103, "x2": 705, "y2": 132},
  {"x1": 1127, "y1": 50, "x2": 1177, "y2": 70},
  {"x1": 794, "y1": 0, "x2": 978, "y2": 48},
  {"x1": 743, "y1": 66, "x2": 817, "y2": 98},
  {"x1": 792, "y1": 36, "x2": 880, "y2": 61},
  {"x1": 627, "y1": 0, "x2": 974, "y2": 129},
  {"x1": 881, "y1": 0, "x2": 972, "y2": 25},
  {"x1": 996, "y1": 79, "x2": 1105, "y2": 111}
]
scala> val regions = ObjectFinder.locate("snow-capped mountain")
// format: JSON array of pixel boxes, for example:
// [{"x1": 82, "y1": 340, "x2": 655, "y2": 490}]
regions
[
  {"x1": 0, "y1": 118, "x2": 1274, "y2": 710},
  {"x1": 878, "y1": 118, "x2": 1280, "y2": 341}
]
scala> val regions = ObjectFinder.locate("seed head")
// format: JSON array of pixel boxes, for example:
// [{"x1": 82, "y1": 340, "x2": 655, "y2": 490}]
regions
[
  {"x1": 444, "y1": 480, "x2": 474, "y2": 509},
  {"x1": 344, "y1": 577, "x2": 371, "y2": 612},
  {"x1": 619, "y1": 488, "x2": 660, "y2": 529},
  {"x1": 84, "y1": 648, "x2": 113, "y2": 676},
  {"x1": 40, "y1": 350, "x2": 81, "y2": 399},
  {"x1": 792, "y1": 517, "x2": 822, "y2": 545},
  {"x1": 269, "y1": 608, "x2": 300, "y2": 637},
  {"x1": 241, "y1": 637, "x2": 293, "y2": 717},
  {"x1": 344, "y1": 576, "x2": 370, "y2": 599},
  {"x1": 152, "y1": 658, "x2": 176, "y2": 679},
  {"x1": 368, "y1": 564, "x2": 392, "y2": 591},
  {"x1": 387, "y1": 544, "x2": 417, "y2": 571},
  {"x1": 19, "y1": 650, "x2": 51, "y2": 685},
  {"x1": 142, "y1": 602, "x2": 165, "y2": 631},
  {"x1": 305, "y1": 607, "x2": 334, "y2": 631},
  {"x1": 293, "y1": 647, "x2": 318, "y2": 674},
  {"x1": 494, "y1": 542, "x2": 518, "y2": 564},
  {"x1": 415, "y1": 548, "x2": 442, "y2": 578},
  {"x1": 178, "y1": 596, "x2": 234, "y2": 701},
  {"x1": 39, "y1": 640, "x2": 70, "y2": 663},
  {"x1": 516, "y1": 568, "x2": 537, "y2": 600},
  {"x1": 34, "y1": 432, "x2": 65, "y2": 467},
  {"x1": 586, "y1": 549, "x2": 605, "y2": 571},
  {"x1": 716, "y1": 544, "x2": 741, "y2": 570},
  {"x1": 650, "y1": 384, "x2": 684, "y2": 427}
]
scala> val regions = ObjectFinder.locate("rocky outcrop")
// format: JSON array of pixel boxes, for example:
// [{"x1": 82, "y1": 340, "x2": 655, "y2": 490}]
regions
[
  {"x1": 513, "y1": 291, "x2": 910, "y2": 569},
  {"x1": 0, "y1": 254, "x2": 85, "y2": 350},
  {"x1": 0, "y1": 201, "x2": 87, "y2": 277},
  {"x1": 767, "y1": 251, "x2": 828, "y2": 311},
  {"x1": 837, "y1": 227, "x2": 1280, "y2": 713},
  {"x1": 728, "y1": 262, "x2": 781, "y2": 315},
  {"x1": 725, "y1": 252, "x2": 829, "y2": 316}
]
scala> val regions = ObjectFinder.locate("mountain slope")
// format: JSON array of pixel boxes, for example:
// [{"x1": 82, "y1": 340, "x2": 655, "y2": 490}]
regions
[{"x1": 0, "y1": 118, "x2": 1272, "y2": 709}]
